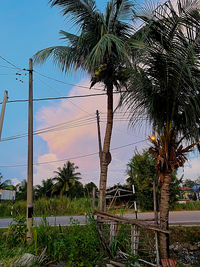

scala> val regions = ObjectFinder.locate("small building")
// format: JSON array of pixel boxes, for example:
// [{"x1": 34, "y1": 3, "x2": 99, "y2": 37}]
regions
[
  {"x1": 106, "y1": 184, "x2": 134, "y2": 208},
  {"x1": 0, "y1": 190, "x2": 16, "y2": 201}
]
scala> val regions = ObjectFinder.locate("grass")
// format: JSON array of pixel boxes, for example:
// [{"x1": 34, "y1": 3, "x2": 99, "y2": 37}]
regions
[
  {"x1": 0, "y1": 216, "x2": 106, "y2": 266},
  {"x1": 169, "y1": 226, "x2": 200, "y2": 244},
  {"x1": 0, "y1": 197, "x2": 95, "y2": 218},
  {"x1": 0, "y1": 216, "x2": 199, "y2": 266},
  {"x1": 0, "y1": 198, "x2": 200, "y2": 219},
  {"x1": 171, "y1": 201, "x2": 200, "y2": 211}
]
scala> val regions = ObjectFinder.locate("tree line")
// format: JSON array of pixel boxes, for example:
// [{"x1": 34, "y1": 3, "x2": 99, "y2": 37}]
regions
[{"x1": 0, "y1": 161, "x2": 97, "y2": 201}]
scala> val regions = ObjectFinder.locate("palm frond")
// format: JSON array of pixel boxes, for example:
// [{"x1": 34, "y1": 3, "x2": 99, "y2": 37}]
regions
[
  {"x1": 49, "y1": 0, "x2": 97, "y2": 26},
  {"x1": 87, "y1": 33, "x2": 126, "y2": 70}
]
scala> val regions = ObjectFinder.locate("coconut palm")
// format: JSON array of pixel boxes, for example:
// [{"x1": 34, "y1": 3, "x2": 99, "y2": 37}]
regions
[
  {"x1": 33, "y1": 0, "x2": 134, "y2": 211},
  {"x1": 52, "y1": 161, "x2": 81, "y2": 196},
  {"x1": 121, "y1": 0, "x2": 200, "y2": 258}
]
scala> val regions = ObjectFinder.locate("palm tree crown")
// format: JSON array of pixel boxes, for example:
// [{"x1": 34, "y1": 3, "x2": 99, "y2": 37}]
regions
[
  {"x1": 34, "y1": 0, "x2": 133, "y2": 88},
  {"x1": 52, "y1": 161, "x2": 81, "y2": 196}
]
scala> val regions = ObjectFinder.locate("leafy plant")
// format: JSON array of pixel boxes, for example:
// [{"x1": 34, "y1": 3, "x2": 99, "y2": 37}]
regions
[{"x1": 6, "y1": 216, "x2": 27, "y2": 246}]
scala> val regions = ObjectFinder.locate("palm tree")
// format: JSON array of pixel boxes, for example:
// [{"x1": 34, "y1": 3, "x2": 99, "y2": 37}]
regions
[
  {"x1": 34, "y1": 178, "x2": 54, "y2": 198},
  {"x1": 33, "y1": 0, "x2": 134, "y2": 211},
  {"x1": 52, "y1": 161, "x2": 81, "y2": 196},
  {"x1": 0, "y1": 173, "x2": 11, "y2": 189},
  {"x1": 121, "y1": 0, "x2": 200, "y2": 258}
]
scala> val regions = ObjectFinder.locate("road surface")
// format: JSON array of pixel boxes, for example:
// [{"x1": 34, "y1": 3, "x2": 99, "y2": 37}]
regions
[{"x1": 0, "y1": 211, "x2": 199, "y2": 228}]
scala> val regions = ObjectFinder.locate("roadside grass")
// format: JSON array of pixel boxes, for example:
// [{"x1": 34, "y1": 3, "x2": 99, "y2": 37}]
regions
[
  {"x1": 0, "y1": 219, "x2": 199, "y2": 266},
  {"x1": 0, "y1": 216, "x2": 106, "y2": 266},
  {"x1": 0, "y1": 198, "x2": 200, "y2": 219},
  {"x1": 171, "y1": 201, "x2": 200, "y2": 211},
  {"x1": 169, "y1": 226, "x2": 200, "y2": 244},
  {"x1": 0, "y1": 197, "x2": 94, "y2": 218}
]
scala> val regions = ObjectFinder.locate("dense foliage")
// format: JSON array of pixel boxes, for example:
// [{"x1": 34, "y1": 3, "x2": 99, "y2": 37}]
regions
[{"x1": 127, "y1": 151, "x2": 182, "y2": 211}]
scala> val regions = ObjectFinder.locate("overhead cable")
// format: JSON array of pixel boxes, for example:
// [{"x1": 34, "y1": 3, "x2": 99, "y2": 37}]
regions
[{"x1": 0, "y1": 139, "x2": 148, "y2": 168}]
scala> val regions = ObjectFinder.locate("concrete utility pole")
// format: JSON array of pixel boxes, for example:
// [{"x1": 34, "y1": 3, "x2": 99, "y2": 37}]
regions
[
  {"x1": 26, "y1": 58, "x2": 33, "y2": 241},
  {"x1": 0, "y1": 90, "x2": 8, "y2": 140},
  {"x1": 96, "y1": 110, "x2": 102, "y2": 164},
  {"x1": 96, "y1": 110, "x2": 104, "y2": 210}
]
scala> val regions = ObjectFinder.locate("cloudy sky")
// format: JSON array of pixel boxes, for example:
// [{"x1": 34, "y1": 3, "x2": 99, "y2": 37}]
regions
[{"x1": 0, "y1": 0, "x2": 199, "y2": 188}]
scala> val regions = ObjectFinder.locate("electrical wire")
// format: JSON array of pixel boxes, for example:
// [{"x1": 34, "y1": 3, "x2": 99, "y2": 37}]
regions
[
  {"x1": 0, "y1": 64, "x2": 18, "y2": 70},
  {"x1": 34, "y1": 69, "x2": 103, "y2": 91},
  {"x1": 0, "y1": 91, "x2": 124, "y2": 104},
  {"x1": 35, "y1": 75, "x2": 92, "y2": 116},
  {"x1": 0, "y1": 115, "x2": 96, "y2": 142},
  {"x1": 0, "y1": 55, "x2": 26, "y2": 72},
  {"x1": 0, "y1": 139, "x2": 148, "y2": 168}
]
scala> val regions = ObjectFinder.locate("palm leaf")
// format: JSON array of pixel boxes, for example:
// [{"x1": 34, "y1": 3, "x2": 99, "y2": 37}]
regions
[{"x1": 49, "y1": 0, "x2": 97, "y2": 26}]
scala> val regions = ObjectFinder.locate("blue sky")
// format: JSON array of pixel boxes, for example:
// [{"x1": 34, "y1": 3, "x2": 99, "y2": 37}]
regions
[{"x1": 0, "y1": 0, "x2": 199, "y2": 186}]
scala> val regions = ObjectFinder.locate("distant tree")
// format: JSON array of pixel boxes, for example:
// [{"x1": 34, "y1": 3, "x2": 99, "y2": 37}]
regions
[
  {"x1": 84, "y1": 182, "x2": 98, "y2": 197},
  {"x1": 15, "y1": 180, "x2": 27, "y2": 201},
  {"x1": 68, "y1": 181, "x2": 85, "y2": 199},
  {"x1": 127, "y1": 151, "x2": 182, "y2": 211},
  {"x1": 182, "y1": 179, "x2": 196, "y2": 188},
  {"x1": 0, "y1": 173, "x2": 11, "y2": 190},
  {"x1": 52, "y1": 161, "x2": 81, "y2": 196},
  {"x1": 34, "y1": 178, "x2": 54, "y2": 199}
]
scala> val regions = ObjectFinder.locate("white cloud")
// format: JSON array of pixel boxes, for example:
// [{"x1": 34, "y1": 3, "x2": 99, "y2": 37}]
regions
[
  {"x1": 11, "y1": 178, "x2": 21, "y2": 186},
  {"x1": 34, "y1": 153, "x2": 59, "y2": 185}
]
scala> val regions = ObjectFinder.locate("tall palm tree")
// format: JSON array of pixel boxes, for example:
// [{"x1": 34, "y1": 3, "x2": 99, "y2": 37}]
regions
[
  {"x1": 52, "y1": 161, "x2": 81, "y2": 196},
  {"x1": 33, "y1": 0, "x2": 134, "y2": 211},
  {"x1": 121, "y1": 0, "x2": 200, "y2": 258}
]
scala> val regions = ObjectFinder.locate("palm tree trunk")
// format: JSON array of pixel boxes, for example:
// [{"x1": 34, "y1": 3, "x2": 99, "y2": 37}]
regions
[
  {"x1": 98, "y1": 84, "x2": 113, "y2": 211},
  {"x1": 159, "y1": 171, "x2": 171, "y2": 259}
]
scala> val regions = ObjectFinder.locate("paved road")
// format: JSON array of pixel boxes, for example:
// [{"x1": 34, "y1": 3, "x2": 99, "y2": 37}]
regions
[{"x1": 0, "y1": 211, "x2": 199, "y2": 228}]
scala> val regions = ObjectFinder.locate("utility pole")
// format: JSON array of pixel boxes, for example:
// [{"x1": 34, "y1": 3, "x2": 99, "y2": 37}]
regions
[
  {"x1": 26, "y1": 58, "x2": 33, "y2": 241},
  {"x1": 96, "y1": 110, "x2": 102, "y2": 164},
  {"x1": 0, "y1": 90, "x2": 8, "y2": 140},
  {"x1": 96, "y1": 110, "x2": 104, "y2": 210}
]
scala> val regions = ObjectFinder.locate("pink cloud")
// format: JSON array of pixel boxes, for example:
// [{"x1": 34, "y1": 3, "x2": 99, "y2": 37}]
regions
[{"x1": 34, "y1": 80, "x2": 148, "y2": 186}]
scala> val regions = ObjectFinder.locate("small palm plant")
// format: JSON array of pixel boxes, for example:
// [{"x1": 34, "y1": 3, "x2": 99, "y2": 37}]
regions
[
  {"x1": 52, "y1": 161, "x2": 81, "y2": 196},
  {"x1": 33, "y1": 0, "x2": 134, "y2": 211},
  {"x1": 121, "y1": 0, "x2": 200, "y2": 258}
]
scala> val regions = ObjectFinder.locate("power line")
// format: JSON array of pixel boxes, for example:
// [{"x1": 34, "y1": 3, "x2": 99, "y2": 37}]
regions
[
  {"x1": 0, "y1": 64, "x2": 18, "y2": 70},
  {"x1": 0, "y1": 115, "x2": 96, "y2": 142},
  {"x1": 0, "y1": 91, "x2": 123, "y2": 104},
  {"x1": 34, "y1": 69, "x2": 103, "y2": 91},
  {"x1": 0, "y1": 55, "x2": 26, "y2": 72},
  {"x1": 0, "y1": 139, "x2": 147, "y2": 168},
  {"x1": 35, "y1": 75, "x2": 92, "y2": 116}
]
